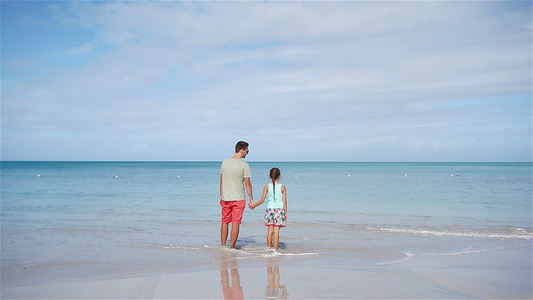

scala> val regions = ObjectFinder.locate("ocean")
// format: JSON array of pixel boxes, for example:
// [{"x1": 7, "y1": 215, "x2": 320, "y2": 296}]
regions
[{"x1": 1, "y1": 161, "x2": 531, "y2": 288}]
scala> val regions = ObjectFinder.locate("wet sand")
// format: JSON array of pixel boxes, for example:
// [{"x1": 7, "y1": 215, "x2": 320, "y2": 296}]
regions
[{"x1": 2, "y1": 246, "x2": 531, "y2": 299}]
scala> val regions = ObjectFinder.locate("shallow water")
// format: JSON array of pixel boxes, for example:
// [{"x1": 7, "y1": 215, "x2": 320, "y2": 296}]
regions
[{"x1": 1, "y1": 161, "x2": 531, "y2": 287}]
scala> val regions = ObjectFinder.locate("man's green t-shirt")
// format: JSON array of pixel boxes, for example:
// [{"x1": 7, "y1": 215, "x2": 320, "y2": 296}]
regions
[{"x1": 220, "y1": 158, "x2": 251, "y2": 201}]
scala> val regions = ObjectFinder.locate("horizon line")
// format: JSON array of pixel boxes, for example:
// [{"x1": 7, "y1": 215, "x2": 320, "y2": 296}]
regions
[{"x1": 1, "y1": 160, "x2": 531, "y2": 164}]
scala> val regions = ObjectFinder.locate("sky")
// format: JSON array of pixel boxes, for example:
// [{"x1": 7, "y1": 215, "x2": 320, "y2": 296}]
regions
[{"x1": 1, "y1": 0, "x2": 532, "y2": 162}]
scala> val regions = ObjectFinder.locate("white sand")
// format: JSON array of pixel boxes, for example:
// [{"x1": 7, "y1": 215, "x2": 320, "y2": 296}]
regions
[{"x1": 2, "y1": 247, "x2": 531, "y2": 299}]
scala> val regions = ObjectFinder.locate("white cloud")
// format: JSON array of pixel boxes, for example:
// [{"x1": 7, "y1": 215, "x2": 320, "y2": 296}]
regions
[
  {"x1": 2, "y1": 1, "x2": 531, "y2": 161},
  {"x1": 65, "y1": 43, "x2": 94, "y2": 56}
]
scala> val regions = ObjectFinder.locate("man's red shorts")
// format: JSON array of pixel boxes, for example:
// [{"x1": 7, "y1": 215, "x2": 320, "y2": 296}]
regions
[{"x1": 220, "y1": 200, "x2": 246, "y2": 224}]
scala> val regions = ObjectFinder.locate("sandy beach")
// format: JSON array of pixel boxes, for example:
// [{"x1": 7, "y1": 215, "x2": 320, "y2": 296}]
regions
[{"x1": 2, "y1": 246, "x2": 531, "y2": 299}]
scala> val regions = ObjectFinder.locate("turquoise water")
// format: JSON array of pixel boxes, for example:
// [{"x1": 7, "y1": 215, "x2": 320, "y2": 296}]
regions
[{"x1": 1, "y1": 161, "x2": 531, "y2": 287}]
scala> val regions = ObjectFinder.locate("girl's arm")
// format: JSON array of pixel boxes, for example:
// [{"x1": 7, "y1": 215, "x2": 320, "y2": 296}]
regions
[
  {"x1": 282, "y1": 185, "x2": 287, "y2": 220},
  {"x1": 250, "y1": 185, "x2": 268, "y2": 209}
]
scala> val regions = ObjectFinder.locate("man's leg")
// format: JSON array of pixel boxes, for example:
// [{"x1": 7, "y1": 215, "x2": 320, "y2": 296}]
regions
[
  {"x1": 221, "y1": 223, "x2": 229, "y2": 246},
  {"x1": 221, "y1": 200, "x2": 231, "y2": 247},
  {"x1": 230, "y1": 222, "x2": 240, "y2": 248},
  {"x1": 229, "y1": 201, "x2": 246, "y2": 248}
]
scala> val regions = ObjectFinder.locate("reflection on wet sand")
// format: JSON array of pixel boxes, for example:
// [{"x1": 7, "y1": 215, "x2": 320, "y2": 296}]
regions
[
  {"x1": 265, "y1": 256, "x2": 289, "y2": 300},
  {"x1": 220, "y1": 251, "x2": 290, "y2": 300},
  {"x1": 220, "y1": 252, "x2": 244, "y2": 300}
]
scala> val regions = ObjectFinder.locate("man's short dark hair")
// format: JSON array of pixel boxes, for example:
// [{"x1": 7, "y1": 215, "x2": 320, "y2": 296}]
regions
[{"x1": 235, "y1": 141, "x2": 249, "y2": 153}]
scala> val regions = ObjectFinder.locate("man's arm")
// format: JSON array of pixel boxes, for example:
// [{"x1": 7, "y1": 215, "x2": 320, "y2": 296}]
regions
[
  {"x1": 220, "y1": 174, "x2": 224, "y2": 201},
  {"x1": 244, "y1": 177, "x2": 253, "y2": 206}
]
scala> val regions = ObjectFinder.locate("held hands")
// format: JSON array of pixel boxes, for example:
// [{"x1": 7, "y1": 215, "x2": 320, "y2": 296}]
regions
[{"x1": 248, "y1": 200, "x2": 255, "y2": 210}]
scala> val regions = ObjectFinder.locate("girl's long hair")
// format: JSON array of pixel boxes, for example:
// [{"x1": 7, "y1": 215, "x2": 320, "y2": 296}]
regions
[{"x1": 270, "y1": 168, "x2": 281, "y2": 199}]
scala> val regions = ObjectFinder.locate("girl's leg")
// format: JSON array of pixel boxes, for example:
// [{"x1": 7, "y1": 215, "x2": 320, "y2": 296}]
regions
[
  {"x1": 267, "y1": 225, "x2": 274, "y2": 248},
  {"x1": 273, "y1": 226, "x2": 281, "y2": 250}
]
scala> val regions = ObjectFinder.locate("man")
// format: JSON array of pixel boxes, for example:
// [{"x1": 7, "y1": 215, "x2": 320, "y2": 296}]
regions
[{"x1": 220, "y1": 141, "x2": 254, "y2": 248}]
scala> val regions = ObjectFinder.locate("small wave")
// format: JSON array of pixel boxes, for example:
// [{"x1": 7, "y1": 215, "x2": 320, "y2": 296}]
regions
[
  {"x1": 280, "y1": 252, "x2": 319, "y2": 256},
  {"x1": 157, "y1": 244, "x2": 202, "y2": 250},
  {"x1": 373, "y1": 227, "x2": 532, "y2": 239},
  {"x1": 374, "y1": 246, "x2": 506, "y2": 266},
  {"x1": 260, "y1": 250, "x2": 319, "y2": 258},
  {"x1": 413, "y1": 246, "x2": 507, "y2": 257},
  {"x1": 375, "y1": 252, "x2": 413, "y2": 266},
  {"x1": 436, "y1": 246, "x2": 502, "y2": 256},
  {"x1": 397, "y1": 246, "x2": 508, "y2": 261},
  {"x1": 204, "y1": 245, "x2": 319, "y2": 258}
]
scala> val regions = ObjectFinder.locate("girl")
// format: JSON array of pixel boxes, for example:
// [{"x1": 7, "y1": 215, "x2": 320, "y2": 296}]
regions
[{"x1": 249, "y1": 168, "x2": 288, "y2": 250}]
